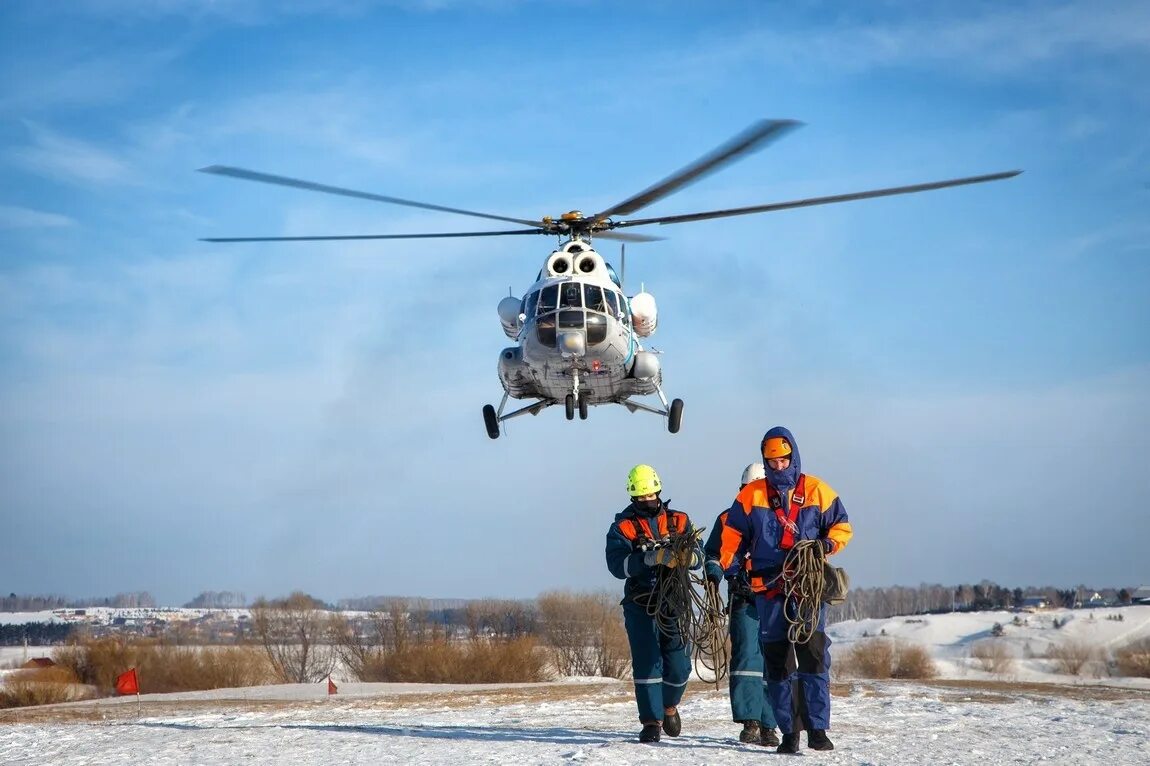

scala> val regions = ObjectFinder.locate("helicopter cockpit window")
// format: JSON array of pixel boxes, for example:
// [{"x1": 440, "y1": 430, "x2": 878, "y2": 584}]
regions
[
  {"x1": 604, "y1": 290, "x2": 618, "y2": 316},
  {"x1": 536, "y1": 313, "x2": 556, "y2": 346},
  {"x1": 619, "y1": 295, "x2": 631, "y2": 326},
  {"x1": 606, "y1": 263, "x2": 622, "y2": 288},
  {"x1": 558, "y1": 310, "x2": 584, "y2": 330},
  {"x1": 559, "y1": 282, "x2": 582, "y2": 308},
  {"x1": 584, "y1": 284, "x2": 605, "y2": 313},
  {"x1": 538, "y1": 284, "x2": 558, "y2": 314},
  {"x1": 524, "y1": 290, "x2": 539, "y2": 320},
  {"x1": 586, "y1": 313, "x2": 607, "y2": 345}
]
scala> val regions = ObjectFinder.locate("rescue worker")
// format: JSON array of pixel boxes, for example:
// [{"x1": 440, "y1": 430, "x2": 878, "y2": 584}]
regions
[
  {"x1": 703, "y1": 462, "x2": 781, "y2": 747},
  {"x1": 719, "y1": 427, "x2": 852, "y2": 754},
  {"x1": 605, "y1": 464, "x2": 703, "y2": 743}
]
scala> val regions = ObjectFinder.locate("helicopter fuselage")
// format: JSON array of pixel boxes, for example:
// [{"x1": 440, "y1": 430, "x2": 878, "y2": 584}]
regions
[{"x1": 495, "y1": 240, "x2": 662, "y2": 409}]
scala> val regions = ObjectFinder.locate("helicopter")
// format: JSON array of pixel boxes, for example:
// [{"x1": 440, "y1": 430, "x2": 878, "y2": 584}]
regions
[{"x1": 198, "y1": 119, "x2": 1020, "y2": 439}]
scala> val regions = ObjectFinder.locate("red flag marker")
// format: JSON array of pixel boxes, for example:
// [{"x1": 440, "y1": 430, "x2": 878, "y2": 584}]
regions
[
  {"x1": 327, "y1": 676, "x2": 338, "y2": 695},
  {"x1": 115, "y1": 668, "x2": 139, "y2": 696}
]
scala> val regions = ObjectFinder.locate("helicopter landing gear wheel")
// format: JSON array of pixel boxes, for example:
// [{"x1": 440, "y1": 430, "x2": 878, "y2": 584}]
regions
[
  {"x1": 578, "y1": 395, "x2": 588, "y2": 420},
  {"x1": 667, "y1": 398, "x2": 684, "y2": 434},
  {"x1": 483, "y1": 404, "x2": 500, "y2": 439},
  {"x1": 565, "y1": 394, "x2": 575, "y2": 420}
]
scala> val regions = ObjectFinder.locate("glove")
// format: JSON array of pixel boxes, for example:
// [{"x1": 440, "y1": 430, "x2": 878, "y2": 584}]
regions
[
  {"x1": 678, "y1": 549, "x2": 702, "y2": 569},
  {"x1": 821, "y1": 538, "x2": 836, "y2": 555},
  {"x1": 643, "y1": 548, "x2": 678, "y2": 568},
  {"x1": 705, "y1": 571, "x2": 722, "y2": 587}
]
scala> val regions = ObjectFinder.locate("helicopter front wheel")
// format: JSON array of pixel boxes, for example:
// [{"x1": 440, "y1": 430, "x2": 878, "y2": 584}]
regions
[
  {"x1": 578, "y1": 395, "x2": 588, "y2": 420},
  {"x1": 483, "y1": 404, "x2": 500, "y2": 439},
  {"x1": 667, "y1": 398, "x2": 684, "y2": 434},
  {"x1": 565, "y1": 394, "x2": 575, "y2": 420}
]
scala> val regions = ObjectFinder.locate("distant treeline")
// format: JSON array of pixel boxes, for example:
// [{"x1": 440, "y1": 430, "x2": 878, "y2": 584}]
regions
[
  {"x1": 5, "y1": 582, "x2": 1141, "y2": 624},
  {"x1": 829, "y1": 581, "x2": 1139, "y2": 623},
  {"x1": 1, "y1": 592, "x2": 155, "y2": 612},
  {"x1": 0, "y1": 622, "x2": 73, "y2": 646}
]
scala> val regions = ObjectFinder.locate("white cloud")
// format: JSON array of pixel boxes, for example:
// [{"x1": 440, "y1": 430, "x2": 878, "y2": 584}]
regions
[
  {"x1": 0, "y1": 205, "x2": 76, "y2": 230},
  {"x1": 7, "y1": 122, "x2": 136, "y2": 185}
]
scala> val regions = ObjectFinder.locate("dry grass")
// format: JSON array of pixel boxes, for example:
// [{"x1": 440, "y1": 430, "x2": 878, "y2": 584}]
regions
[
  {"x1": 1044, "y1": 640, "x2": 1098, "y2": 676},
  {"x1": 838, "y1": 638, "x2": 937, "y2": 680},
  {"x1": 1114, "y1": 638, "x2": 1150, "y2": 678},
  {"x1": 359, "y1": 637, "x2": 549, "y2": 683},
  {"x1": 970, "y1": 639, "x2": 1015, "y2": 676},
  {"x1": 51, "y1": 639, "x2": 274, "y2": 697},
  {"x1": 0, "y1": 667, "x2": 94, "y2": 709}
]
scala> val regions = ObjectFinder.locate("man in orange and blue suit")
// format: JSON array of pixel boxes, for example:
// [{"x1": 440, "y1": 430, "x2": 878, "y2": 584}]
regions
[{"x1": 719, "y1": 427, "x2": 852, "y2": 754}]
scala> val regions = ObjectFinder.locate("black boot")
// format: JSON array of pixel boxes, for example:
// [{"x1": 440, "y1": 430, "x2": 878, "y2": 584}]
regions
[
  {"x1": 662, "y1": 709, "x2": 681, "y2": 737},
  {"x1": 739, "y1": 720, "x2": 760, "y2": 743},
  {"x1": 759, "y1": 726, "x2": 781, "y2": 747},
  {"x1": 639, "y1": 723, "x2": 661, "y2": 743},
  {"x1": 807, "y1": 729, "x2": 834, "y2": 751},
  {"x1": 776, "y1": 732, "x2": 801, "y2": 754}
]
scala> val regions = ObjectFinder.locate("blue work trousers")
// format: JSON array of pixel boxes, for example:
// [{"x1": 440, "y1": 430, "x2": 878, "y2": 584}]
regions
[
  {"x1": 622, "y1": 600, "x2": 691, "y2": 723},
  {"x1": 755, "y1": 593, "x2": 832, "y2": 733},
  {"x1": 728, "y1": 597, "x2": 778, "y2": 728}
]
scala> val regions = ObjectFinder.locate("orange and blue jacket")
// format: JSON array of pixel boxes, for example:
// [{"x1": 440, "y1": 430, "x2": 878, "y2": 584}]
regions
[
  {"x1": 719, "y1": 427, "x2": 852, "y2": 594},
  {"x1": 605, "y1": 501, "x2": 701, "y2": 604}
]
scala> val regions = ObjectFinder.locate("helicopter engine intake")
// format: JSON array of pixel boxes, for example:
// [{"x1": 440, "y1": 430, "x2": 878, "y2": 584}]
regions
[{"x1": 630, "y1": 291, "x2": 658, "y2": 337}]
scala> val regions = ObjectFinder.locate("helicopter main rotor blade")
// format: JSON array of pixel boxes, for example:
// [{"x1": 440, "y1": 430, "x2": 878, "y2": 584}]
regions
[
  {"x1": 594, "y1": 230, "x2": 665, "y2": 243},
  {"x1": 591, "y1": 119, "x2": 801, "y2": 223},
  {"x1": 613, "y1": 170, "x2": 1022, "y2": 228},
  {"x1": 198, "y1": 165, "x2": 545, "y2": 228},
  {"x1": 200, "y1": 228, "x2": 548, "y2": 243}
]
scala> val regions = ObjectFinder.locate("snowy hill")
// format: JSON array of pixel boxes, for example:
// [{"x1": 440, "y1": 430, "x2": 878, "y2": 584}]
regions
[{"x1": 2, "y1": 607, "x2": 1148, "y2": 764}]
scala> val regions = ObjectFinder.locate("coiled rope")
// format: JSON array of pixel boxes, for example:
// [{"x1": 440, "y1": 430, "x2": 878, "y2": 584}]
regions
[
  {"x1": 634, "y1": 527, "x2": 730, "y2": 686},
  {"x1": 776, "y1": 539, "x2": 828, "y2": 645}
]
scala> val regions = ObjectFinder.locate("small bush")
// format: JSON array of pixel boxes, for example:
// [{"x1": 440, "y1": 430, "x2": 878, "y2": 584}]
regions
[
  {"x1": 0, "y1": 667, "x2": 92, "y2": 708},
  {"x1": 838, "y1": 638, "x2": 936, "y2": 680},
  {"x1": 892, "y1": 642, "x2": 938, "y2": 680},
  {"x1": 970, "y1": 640, "x2": 1015, "y2": 676},
  {"x1": 1045, "y1": 641, "x2": 1097, "y2": 676},
  {"x1": 1114, "y1": 638, "x2": 1150, "y2": 678},
  {"x1": 839, "y1": 638, "x2": 894, "y2": 679}
]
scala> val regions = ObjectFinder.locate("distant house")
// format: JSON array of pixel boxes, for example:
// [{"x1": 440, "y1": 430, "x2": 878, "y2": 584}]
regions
[
  {"x1": 1085, "y1": 592, "x2": 1110, "y2": 608},
  {"x1": 21, "y1": 657, "x2": 56, "y2": 669},
  {"x1": 1131, "y1": 585, "x2": 1150, "y2": 605},
  {"x1": 1020, "y1": 597, "x2": 1049, "y2": 612}
]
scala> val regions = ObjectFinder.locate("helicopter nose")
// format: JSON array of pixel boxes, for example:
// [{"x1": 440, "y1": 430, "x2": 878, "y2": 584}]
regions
[{"x1": 558, "y1": 330, "x2": 586, "y2": 358}]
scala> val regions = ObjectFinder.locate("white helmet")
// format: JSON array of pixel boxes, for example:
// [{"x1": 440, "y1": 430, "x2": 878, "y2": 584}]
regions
[{"x1": 740, "y1": 462, "x2": 766, "y2": 487}]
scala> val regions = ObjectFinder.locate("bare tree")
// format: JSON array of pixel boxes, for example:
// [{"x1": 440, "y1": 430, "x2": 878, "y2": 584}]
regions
[
  {"x1": 537, "y1": 590, "x2": 629, "y2": 678},
  {"x1": 250, "y1": 592, "x2": 336, "y2": 683}
]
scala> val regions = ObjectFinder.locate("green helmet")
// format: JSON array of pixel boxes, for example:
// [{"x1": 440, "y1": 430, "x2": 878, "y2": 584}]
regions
[{"x1": 626, "y1": 464, "x2": 662, "y2": 496}]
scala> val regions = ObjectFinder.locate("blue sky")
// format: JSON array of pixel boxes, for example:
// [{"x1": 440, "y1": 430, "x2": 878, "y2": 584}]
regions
[{"x1": 1, "y1": 1, "x2": 1147, "y2": 606}]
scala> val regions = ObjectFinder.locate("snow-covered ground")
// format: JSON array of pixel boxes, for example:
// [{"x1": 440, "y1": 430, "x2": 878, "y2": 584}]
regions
[{"x1": 2, "y1": 607, "x2": 1148, "y2": 764}]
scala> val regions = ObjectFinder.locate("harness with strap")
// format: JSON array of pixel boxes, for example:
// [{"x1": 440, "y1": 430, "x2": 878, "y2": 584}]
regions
[
  {"x1": 619, "y1": 509, "x2": 687, "y2": 550},
  {"x1": 749, "y1": 475, "x2": 807, "y2": 596}
]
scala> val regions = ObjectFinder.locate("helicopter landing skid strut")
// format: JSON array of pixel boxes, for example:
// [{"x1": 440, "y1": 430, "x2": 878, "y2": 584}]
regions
[
  {"x1": 620, "y1": 380, "x2": 684, "y2": 434},
  {"x1": 484, "y1": 394, "x2": 556, "y2": 439}
]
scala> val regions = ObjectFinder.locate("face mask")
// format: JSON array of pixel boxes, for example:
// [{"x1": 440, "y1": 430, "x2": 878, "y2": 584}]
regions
[{"x1": 633, "y1": 497, "x2": 662, "y2": 515}]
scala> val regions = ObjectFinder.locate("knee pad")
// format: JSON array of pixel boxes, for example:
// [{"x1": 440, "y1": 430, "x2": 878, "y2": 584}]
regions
[
  {"x1": 795, "y1": 632, "x2": 829, "y2": 674},
  {"x1": 761, "y1": 640, "x2": 793, "y2": 681}
]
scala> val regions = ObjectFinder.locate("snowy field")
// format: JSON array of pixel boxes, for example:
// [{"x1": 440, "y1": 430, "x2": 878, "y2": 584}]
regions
[{"x1": 2, "y1": 607, "x2": 1149, "y2": 764}]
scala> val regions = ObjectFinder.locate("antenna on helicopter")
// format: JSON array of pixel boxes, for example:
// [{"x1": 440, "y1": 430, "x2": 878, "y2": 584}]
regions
[{"x1": 620, "y1": 243, "x2": 626, "y2": 292}]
